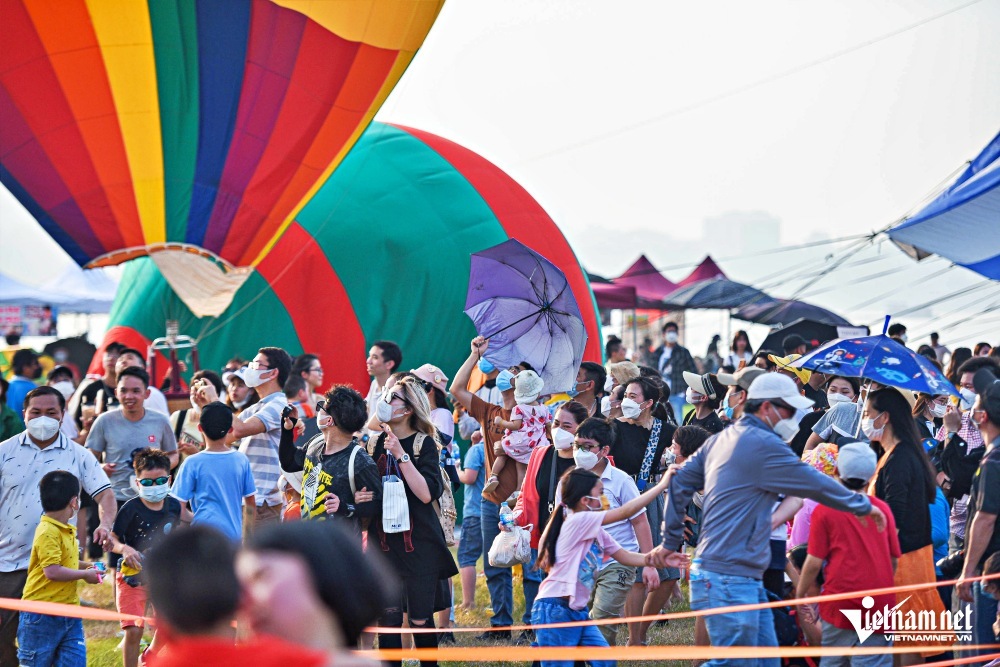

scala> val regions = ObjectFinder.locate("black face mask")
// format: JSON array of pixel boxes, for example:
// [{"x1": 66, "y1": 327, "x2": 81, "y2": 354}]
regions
[{"x1": 31, "y1": 365, "x2": 43, "y2": 380}]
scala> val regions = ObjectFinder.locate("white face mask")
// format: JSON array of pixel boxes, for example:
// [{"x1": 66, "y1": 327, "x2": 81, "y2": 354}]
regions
[
  {"x1": 959, "y1": 388, "x2": 976, "y2": 411},
  {"x1": 685, "y1": 388, "x2": 705, "y2": 404},
  {"x1": 136, "y1": 481, "x2": 170, "y2": 503},
  {"x1": 552, "y1": 428, "x2": 575, "y2": 450},
  {"x1": 930, "y1": 403, "x2": 948, "y2": 418},
  {"x1": 764, "y1": 406, "x2": 798, "y2": 442},
  {"x1": 242, "y1": 367, "x2": 274, "y2": 389},
  {"x1": 826, "y1": 392, "x2": 853, "y2": 407},
  {"x1": 603, "y1": 375, "x2": 614, "y2": 392},
  {"x1": 665, "y1": 331, "x2": 679, "y2": 344},
  {"x1": 316, "y1": 411, "x2": 333, "y2": 429},
  {"x1": 573, "y1": 448, "x2": 599, "y2": 470},
  {"x1": 51, "y1": 381, "x2": 75, "y2": 400},
  {"x1": 620, "y1": 398, "x2": 643, "y2": 419},
  {"x1": 26, "y1": 415, "x2": 61, "y2": 441},
  {"x1": 861, "y1": 413, "x2": 885, "y2": 441},
  {"x1": 899, "y1": 333, "x2": 909, "y2": 344},
  {"x1": 600, "y1": 395, "x2": 612, "y2": 417}
]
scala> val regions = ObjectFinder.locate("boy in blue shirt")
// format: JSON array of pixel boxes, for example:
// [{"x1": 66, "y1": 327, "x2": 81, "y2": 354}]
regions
[
  {"x1": 171, "y1": 402, "x2": 256, "y2": 541},
  {"x1": 456, "y1": 431, "x2": 486, "y2": 609}
]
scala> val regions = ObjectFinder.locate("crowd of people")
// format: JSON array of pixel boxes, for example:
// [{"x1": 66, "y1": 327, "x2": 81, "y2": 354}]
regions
[{"x1": 1, "y1": 326, "x2": 999, "y2": 667}]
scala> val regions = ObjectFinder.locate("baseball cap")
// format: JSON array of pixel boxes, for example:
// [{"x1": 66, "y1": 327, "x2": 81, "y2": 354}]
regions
[
  {"x1": 836, "y1": 440, "x2": 877, "y2": 483},
  {"x1": 199, "y1": 401, "x2": 234, "y2": 440},
  {"x1": 973, "y1": 367, "x2": 1000, "y2": 423},
  {"x1": 747, "y1": 373, "x2": 814, "y2": 410},
  {"x1": 411, "y1": 364, "x2": 449, "y2": 393},
  {"x1": 683, "y1": 371, "x2": 718, "y2": 400},
  {"x1": 783, "y1": 334, "x2": 808, "y2": 352},
  {"x1": 514, "y1": 369, "x2": 544, "y2": 404},
  {"x1": 718, "y1": 366, "x2": 766, "y2": 391},
  {"x1": 768, "y1": 354, "x2": 812, "y2": 385},
  {"x1": 47, "y1": 365, "x2": 74, "y2": 382}
]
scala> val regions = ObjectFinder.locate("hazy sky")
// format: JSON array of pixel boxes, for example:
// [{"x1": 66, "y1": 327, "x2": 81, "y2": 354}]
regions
[{"x1": 3, "y1": 0, "x2": 999, "y2": 350}]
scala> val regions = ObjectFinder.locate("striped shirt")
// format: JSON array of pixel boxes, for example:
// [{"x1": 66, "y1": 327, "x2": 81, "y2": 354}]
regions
[{"x1": 237, "y1": 392, "x2": 288, "y2": 507}]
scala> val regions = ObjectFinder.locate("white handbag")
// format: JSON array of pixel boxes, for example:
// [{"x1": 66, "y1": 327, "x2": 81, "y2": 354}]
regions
[{"x1": 381, "y1": 456, "x2": 410, "y2": 534}]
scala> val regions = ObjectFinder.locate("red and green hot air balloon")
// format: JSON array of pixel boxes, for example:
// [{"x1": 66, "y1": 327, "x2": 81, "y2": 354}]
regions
[
  {"x1": 95, "y1": 123, "x2": 603, "y2": 389},
  {"x1": 1, "y1": 0, "x2": 444, "y2": 316}
]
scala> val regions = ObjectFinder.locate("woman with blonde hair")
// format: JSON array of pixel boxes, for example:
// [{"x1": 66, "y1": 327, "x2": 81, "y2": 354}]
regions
[{"x1": 368, "y1": 376, "x2": 457, "y2": 666}]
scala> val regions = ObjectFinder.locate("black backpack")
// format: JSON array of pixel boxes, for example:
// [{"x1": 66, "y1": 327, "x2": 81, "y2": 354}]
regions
[{"x1": 766, "y1": 590, "x2": 800, "y2": 647}]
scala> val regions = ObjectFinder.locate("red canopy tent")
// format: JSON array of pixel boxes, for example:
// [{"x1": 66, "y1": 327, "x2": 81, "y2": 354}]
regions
[
  {"x1": 613, "y1": 255, "x2": 678, "y2": 300},
  {"x1": 678, "y1": 255, "x2": 726, "y2": 287}
]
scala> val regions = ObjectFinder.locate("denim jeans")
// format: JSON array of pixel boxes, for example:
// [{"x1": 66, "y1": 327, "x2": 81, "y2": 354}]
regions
[
  {"x1": 667, "y1": 394, "x2": 687, "y2": 424},
  {"x1": 972, "y1": 581, "x2": 999, "y2": 657},
  {"x1": 17, "y1": 611, "x2": 86, "y2": 667},
  {"x1": 689, "y1": 560, "x2": 778, "y2": 667},
  {"x1": 820, "y1": 621, "x2": 892, "y2": 667},
  {"x1": 531, "y1": 597, "x2": 613, "y2": 667},
  {"x1": 482, "y1": 498, "x2": 542, "y2": 626}
]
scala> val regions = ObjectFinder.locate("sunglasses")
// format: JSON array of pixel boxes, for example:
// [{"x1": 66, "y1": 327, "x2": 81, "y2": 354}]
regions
[{"x1": 137, "y1": 476, "x2": 169, "y2": 487}]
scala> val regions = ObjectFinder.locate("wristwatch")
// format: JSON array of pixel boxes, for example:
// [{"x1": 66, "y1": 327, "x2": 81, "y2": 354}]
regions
[{"x1": 396, "y1": 453, "x2": 411, "y2": 464}]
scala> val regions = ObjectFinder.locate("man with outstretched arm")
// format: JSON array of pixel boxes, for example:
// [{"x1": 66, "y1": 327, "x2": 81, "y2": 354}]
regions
[{"x1": 646, "y1": 373, "x2": 886, "y2": 666}]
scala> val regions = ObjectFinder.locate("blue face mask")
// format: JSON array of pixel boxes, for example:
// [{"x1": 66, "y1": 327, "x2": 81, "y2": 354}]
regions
[
  {"x1": 478, "y1": 358, "x2": 496, "y2": 374},
  {"x1": 723, "y1": 404, "x2": 735, "y2": 420},
  {"x1": 566, "y1": 381, "x2": 582, "y2": 398},
  {"x1": 496, "y1": 369, "x2": 515, "y2": 392}
]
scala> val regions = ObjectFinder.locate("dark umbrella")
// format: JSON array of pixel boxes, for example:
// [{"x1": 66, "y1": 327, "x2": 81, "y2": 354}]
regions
[
  {"x1": 735, "y1": 298, "x2": 852, "y2": 327},
  {"x1": 42, "y1": 336, "x2": 97, "y2": 380},
  {"x1": 759, "y1": 318, "x2": 856, "y2": 353},
  {"x1": 465, "y1": 239, "x2": 588, "y2": 392},
  {"x1": 662, "y1": 276, "x2": 776, "y2": 310}
]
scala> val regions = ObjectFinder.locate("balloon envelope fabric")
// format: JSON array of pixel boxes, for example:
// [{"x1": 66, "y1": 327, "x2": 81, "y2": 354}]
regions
[
  {"x1": 97, "y1": 122, "x2": 603, "y2": 390},
  {"x1": 0, "y1": 0, "x2": 444, "y2": 315}
]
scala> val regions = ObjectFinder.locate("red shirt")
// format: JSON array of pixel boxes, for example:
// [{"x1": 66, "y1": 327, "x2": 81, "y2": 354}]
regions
[
  {"x1": 148, "y1": 635, "x2": 327, "y2": 667},
  {"x1": 808, "y1": 495, "x2": 901, "y2": 630}
]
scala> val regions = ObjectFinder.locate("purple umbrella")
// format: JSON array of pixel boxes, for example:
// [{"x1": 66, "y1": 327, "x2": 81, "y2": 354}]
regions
[{"x1": 465, "y1": 239, "x2": 588, "y2": 392}]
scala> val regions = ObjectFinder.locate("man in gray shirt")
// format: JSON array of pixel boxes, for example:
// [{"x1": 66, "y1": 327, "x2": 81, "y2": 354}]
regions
[
  {"x1": 86, "y1": 367, "x2": 177, "y2": 502},
  {"x1": 647, "y1": 373, "x2": 886, "y2": 665}
]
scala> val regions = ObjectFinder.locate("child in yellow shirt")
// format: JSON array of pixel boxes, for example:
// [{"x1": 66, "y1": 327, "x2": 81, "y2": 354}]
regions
[{"x1": 18, "y1": 470, "x2": 102, "y2": 667}]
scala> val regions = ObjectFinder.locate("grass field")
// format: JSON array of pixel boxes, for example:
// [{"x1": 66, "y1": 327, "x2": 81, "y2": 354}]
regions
[{"x1": 79, "y1": 562, "x2": 696, "y2": 667}]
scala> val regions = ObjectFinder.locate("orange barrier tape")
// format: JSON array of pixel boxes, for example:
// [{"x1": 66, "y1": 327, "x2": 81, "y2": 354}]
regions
[
  {"x1": 365, "y1": 571, "x2": 1000, "y2": 634},
  {"x1": 361, "y1": 646, "x2": 1000, "y2": 661},
  {"x1": 2, "y1": 570, "x2": 998, "y2": 638},
  {"x1": 0, "y1": 597, "x2": 146, "y2": 624}
]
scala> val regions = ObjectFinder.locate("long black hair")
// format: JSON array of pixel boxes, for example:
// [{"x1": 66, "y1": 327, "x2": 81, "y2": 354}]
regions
[
  {"x1": 537, "y1": 468, "x2": 600, "y2": 572},
  {"x1": 868, "y1": 388, "x2": 936, "y2": 500}
]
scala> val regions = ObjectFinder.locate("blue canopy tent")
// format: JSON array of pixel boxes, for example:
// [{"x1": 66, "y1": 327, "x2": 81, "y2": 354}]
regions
[{"x1": 887, "y1": 131, "x2": 1000, "y2": 280}]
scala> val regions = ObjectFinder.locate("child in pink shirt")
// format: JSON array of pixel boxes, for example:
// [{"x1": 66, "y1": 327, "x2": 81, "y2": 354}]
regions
[{"x1": 530, "y1": 467, "x2": 687, "y2": 665}]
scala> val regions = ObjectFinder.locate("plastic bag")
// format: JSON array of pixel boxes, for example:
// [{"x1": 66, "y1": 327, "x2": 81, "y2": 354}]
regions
[
  {"x1": 382, "y1": 458, "x2": 410, "y2": 534},
  {"x1": 488, "y1": 522, "x2": 533, "y2": 568}
]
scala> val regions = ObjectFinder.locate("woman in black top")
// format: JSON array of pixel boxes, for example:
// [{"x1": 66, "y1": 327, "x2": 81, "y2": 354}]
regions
[
  {"x1": 680, "y1": 372, "x2": 724, "y2": 434},
  {"x1": 865, "y1": 388, "x2": 948, "y2": 661},
  {"x1": 369, "y1": 377, "x2": 457, "y2": 667}
]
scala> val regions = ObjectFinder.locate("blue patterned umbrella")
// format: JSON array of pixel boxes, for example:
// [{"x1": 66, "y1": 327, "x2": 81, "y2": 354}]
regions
[{"x1": 790, "y1": 320, "x2": 959, "y2": 397}]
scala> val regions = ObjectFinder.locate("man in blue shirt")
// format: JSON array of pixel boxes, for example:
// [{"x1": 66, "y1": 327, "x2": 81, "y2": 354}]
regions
[{"x1": 456, "y1": 434, "x2": 486, "y2": 609}]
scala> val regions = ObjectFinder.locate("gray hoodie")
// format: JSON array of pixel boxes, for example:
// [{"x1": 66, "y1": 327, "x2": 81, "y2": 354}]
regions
[{"x1": 662, "y1": 414, "x2": 872, "y2": 579}]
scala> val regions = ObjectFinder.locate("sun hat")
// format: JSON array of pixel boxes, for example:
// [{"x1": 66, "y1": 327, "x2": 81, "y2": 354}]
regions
[{"x1": 514, "y1": 369, "x2": 544, "y2": 404}]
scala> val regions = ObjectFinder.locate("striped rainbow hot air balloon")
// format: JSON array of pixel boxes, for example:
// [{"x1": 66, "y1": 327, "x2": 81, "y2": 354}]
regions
[{"x1": 1, "y1": 0, "x2": 444, "y2": 316}]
